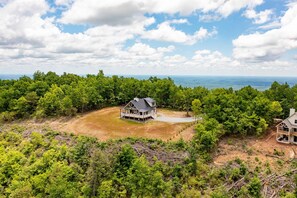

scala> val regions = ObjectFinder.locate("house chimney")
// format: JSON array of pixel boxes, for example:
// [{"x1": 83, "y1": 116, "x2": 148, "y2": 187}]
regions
[
  {"x1": 290, "y1": 108, "x2": 295, "y2": 116},
  {"x1": 134, "y1": 97, "x2": 139, "y2": 102}
]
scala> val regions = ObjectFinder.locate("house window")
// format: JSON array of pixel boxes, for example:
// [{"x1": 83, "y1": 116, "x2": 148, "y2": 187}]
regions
[
  {"x1": 295, "y1": 120, "x2": 297, "y2": 124},
  {"x1": 294, "y1": 128, "x2": 297, "y2": 132}
]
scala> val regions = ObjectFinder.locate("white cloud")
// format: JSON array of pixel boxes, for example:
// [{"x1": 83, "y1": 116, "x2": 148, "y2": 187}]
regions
[
  {"x1": 0, "y1": 0, "x2": 10, "y2": 6},
  {"x1": 216, "y1": 0, "x2": 263, "y2": 17},
  {"x1": 243, "y1": 9, "x2": 273, "y2": 24},
  {"x1": 0, "y1": 0, "x2": 157, "y2": 58},
  {"x1": 152, "y1": 0, "x2": 263, "y2": 16},
  {"x1": 192, "y1": 50, "x2": 239, "y2": 67},
  {"x1": 0, "y1": 0, "x2": 57, "y2": 49},
  {"x1": 59, "y1": 0, "x2": 264, "y2": 26},
  {"x1": 258, "y1": 20, "x2": 281, "y2": 30},
  {"x1": 199, "y1": 14, "x2": 222, "y2": 22},
  {"x1": 55, "y1": 0, "x2": 73, "y2": 6},
  {"x1": 1, "y1": 0, "x2": 296, "y2": 76},
  {"x1": 59, "y1": 0, "x2": 148, "y2": 26},
  {"x1": 167, "y1": 19, "x2": 189, "y2": 24},
  {"x1": 164, "y1": 55, "x2": 187, "y2": 64},
  {"x1": 124, "y1": 43, "x2": 173, "y2": 59},
  {"x1": 142, "y1": 21, "x2": 216, "y2": 45},
  {"x1": 233, "y1": 3, "x2": 297, "y2": 61},
  {"x1": 0, "y1": 1, "x2": 178, "y2": 74}
]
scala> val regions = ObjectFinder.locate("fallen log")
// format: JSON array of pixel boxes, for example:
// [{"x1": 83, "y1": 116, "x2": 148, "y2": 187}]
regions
[{"x1": 265, "y1": 154, "x2": 281, "y2": 159}]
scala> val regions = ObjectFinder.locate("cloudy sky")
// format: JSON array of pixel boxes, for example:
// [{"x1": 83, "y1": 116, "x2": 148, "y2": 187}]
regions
[{"x1": 0, "y1": 0, "x2": 297, "y2": 76}]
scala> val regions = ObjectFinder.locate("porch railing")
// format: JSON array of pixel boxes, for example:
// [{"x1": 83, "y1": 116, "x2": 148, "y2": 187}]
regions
[{"x1": 121, "y1": 112, "x2": 156, "y2": 119}]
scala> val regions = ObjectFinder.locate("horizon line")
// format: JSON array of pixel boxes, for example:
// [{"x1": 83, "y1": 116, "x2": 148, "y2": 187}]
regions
[{"x1": 2, "y1": 73, "x2": 297, "y2": 78}]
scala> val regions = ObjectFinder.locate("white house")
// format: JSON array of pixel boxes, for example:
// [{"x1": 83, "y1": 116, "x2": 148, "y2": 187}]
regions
[
  {"x1": 120, "y1": 97, "x2": 157, "y2": 122},
  {"x1": 276, "y1": 108, "x2": 297, "y2": 144}
]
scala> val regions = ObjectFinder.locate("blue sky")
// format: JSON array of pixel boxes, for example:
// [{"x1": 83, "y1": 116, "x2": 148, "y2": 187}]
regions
[{"x1": 0, "y1": 0, "x2": 297, "y2": 76}]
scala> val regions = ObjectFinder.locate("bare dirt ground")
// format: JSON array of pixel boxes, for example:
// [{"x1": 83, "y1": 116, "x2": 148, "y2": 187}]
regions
[
  {"x1": 48, "y1": 107, "x2": 196, "y2": 141},
  {"x1": 214, "y1": 128, "x2": 296, "y2": 172},
  {"x1": 170, "y1": 124, "x2": 196, "y2": 141}
]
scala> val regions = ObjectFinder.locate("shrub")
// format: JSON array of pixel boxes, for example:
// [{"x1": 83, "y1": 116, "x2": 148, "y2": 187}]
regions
[
  {"x1": 0, "y1": 111, "x2": 16, "y2": 122},
  {"x1": 247, "y1": 177, "x2": 261, "y2": 198}
]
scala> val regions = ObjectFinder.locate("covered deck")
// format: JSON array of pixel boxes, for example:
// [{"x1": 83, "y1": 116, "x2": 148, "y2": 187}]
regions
[
  {"x1": 120, "y1": 109, "x2": 156, "y2": 122},
  {"x1": 121, "y1": 112, "x2": 155, "y2": 119}
]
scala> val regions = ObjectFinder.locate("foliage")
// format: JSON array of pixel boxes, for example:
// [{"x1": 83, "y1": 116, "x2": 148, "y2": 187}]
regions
[
  {"x1": 247, "y1": 177, "x2": 262, "y2": 198},
  {"x1": 0, "y1": 124, "x2": 296, "y2": 197},
  {"x1": 192, "y1": 99, "x2": 202, "y2": 116},
  {"x1": 1, "y1": 71, "x2": 297, "y2": 196},
  {"x1": 192, "y1": 118, "x2": 223, "y2": 159},
  {"x1": 0, "y1": 70, "x2": 289, "y2": 139}
]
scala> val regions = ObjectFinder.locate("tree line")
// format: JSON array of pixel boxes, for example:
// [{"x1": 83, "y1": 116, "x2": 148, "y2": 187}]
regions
[
  {"x1": 1, "y1": 71, "x2": 295, "y2": 136},
  {"x1": 0, "y1": 71, "x2": 206, "y2": 119}
]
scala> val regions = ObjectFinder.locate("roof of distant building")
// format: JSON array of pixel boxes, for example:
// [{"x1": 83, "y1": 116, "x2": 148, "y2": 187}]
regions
[{"x1": 126, "y1": 97, "x2": 156, "y2": 112}]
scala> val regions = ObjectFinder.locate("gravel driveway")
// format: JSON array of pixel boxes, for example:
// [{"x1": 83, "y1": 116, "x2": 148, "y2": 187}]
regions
[{"x1": 155, "y1": 116, "x2": 198, "y2": 123}]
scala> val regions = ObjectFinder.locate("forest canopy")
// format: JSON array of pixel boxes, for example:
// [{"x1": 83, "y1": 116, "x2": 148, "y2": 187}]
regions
[
  {"x1": 1, "y1": 71, "x2": 297, "y2": 197},
  {"x1": 0, "y1": 70, "x2": 293, "y2": 137}
]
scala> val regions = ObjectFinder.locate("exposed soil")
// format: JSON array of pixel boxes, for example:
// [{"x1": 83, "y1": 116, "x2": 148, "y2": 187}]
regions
[
  {"x1": 170, "y1": 124, "x2": 196, "y2": 141},
  {"x1": 49, "y1": 107, "x2": 196, "y2": 142},
  {"x1": 214, "y1": 128, "x2": 297, "y2": 172}
]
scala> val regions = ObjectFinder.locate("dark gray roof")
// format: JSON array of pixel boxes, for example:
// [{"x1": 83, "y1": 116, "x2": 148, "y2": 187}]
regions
[
  {"x1": 144, "y1": 97, "x2": 155, "y2": 104},
  {"x1": 128, "y1": 98, "x2": 155, "y2": 112}
]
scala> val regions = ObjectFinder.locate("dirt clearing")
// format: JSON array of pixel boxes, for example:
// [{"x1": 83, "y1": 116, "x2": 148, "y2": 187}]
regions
[
  {"x1": 214, "y1": 129, "x2": 297, "y2": 172},
  {"x1": 52, "y1": 107, "x2": 195, "y2": 141}
]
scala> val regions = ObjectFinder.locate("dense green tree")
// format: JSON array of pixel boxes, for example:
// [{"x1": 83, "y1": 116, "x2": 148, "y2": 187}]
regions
[
  {"x1": 44, "y1": 162, "x2": 80, "y2": 197},
  {"x1": 44, "y1": 72, "x2": 60, "y2": 86},
  {"x1": 98, "y1": 180, "x2": 114, "y2": 198},
  {"x1": 85, "y1": 150, "x2": 111, "y2": 197},
  {"x1": 192, "y1": 118, "x2": 223, "y2": 155},
  {"x1": 247, "y1": 177, "x2": 261, "y2": 198},
  {"x1": 126, "y1": 155, "x2": 152, "y2": 197},
  {"x1": 36, "y1": 85, "x2": 65, "y2": 116},
  {"x1": 33, "y1": 71, "x2": 45, "y2": 81},
  {"x1": 69, "y1": 81, "x2": 89, "y2": 113},
  {"x1": 69, "y1": 136, "x2": 96, "y2": 170},
  {"x1": 265, "y1": 81, "x2": 296, "y2": 118},
  {"x1": 13, "y1": 92, "x2": 39, "y2": 118},
  {"x1": 114, "y1": 144, "x2": 137, "y2": 177},
  {"x1": 192, "y1": 99, "x2": 202, "y2": 116},
  {"x1": 28, "y1": 81, "x2": 49, "y2": 97}
]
